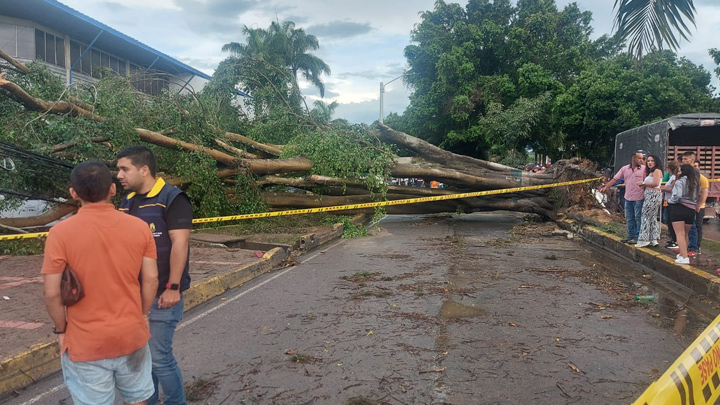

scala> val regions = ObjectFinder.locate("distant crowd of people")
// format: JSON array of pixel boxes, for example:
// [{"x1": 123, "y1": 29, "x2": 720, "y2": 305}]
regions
[
  {"x1": 525, "y1": 163, "x2": 552, "y2": 173},
  {"x1": 599, "y1": 150, "x2": 708, "y2": 264}
]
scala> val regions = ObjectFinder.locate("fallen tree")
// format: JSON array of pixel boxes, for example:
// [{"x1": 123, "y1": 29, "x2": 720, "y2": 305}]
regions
[{"x1": 0, "y1": 55, "x2": 599, "y2": 230}]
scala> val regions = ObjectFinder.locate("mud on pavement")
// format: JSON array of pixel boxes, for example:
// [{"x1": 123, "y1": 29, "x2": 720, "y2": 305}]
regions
[{"x1": 177, "y1": 213, "x2": 711, "y2": 405}]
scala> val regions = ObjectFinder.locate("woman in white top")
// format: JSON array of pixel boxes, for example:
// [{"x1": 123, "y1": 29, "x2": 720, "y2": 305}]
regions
[
  {"x1": 635, "y1": 155, "x2": 664, "y2": 247},
  {"x1": 662, "y1": 160, "x2": 681, "y2": 249}
]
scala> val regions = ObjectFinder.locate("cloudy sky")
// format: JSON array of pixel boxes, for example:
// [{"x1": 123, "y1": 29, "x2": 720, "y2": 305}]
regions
[{"x1": 59, "y1": 0, "x2": 720, "y2": 124}]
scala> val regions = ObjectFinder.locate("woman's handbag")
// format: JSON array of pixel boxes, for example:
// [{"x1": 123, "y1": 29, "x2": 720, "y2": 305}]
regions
[{"x1": 61, "y1": 265, "x2": 84, "y2": 306}]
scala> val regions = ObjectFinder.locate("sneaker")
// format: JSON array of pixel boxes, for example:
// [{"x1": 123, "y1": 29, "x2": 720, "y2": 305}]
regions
[
  {"x1": 627, "y1": 238, "x2": 638, "y2": 244},
  {"x1": 688, "y1": 250, "x2": 697, "y2": 257},
  {"x1": 675, "y1": 256, "x2": 690, "y2": 264},
  {"x1": 677, "y1": 253, "x2": 682, "y2": 259},
  {"x1": 666, "y1": 241, "x2": 678, "y2": 248},
  {"x1": 651, "y1": 240, "x2": 659, "y2": 247},
  {"x1": 620, "y1": 237, "x2": 632, "y2": 243},
  {"x1": 635, "y1": 241, "x2": 651, "y2": 248}
]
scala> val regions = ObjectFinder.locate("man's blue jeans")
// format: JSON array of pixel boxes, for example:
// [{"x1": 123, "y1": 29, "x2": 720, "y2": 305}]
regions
[
  {"x1": 148, "y1": 295, "x2": 186, "y2": 405},
  {"x1": 625, "y1": 199, "x2": 644, "y2": 239},
  {"x1": 689, "y1": 208, "x2": 705, "y2": 251}
]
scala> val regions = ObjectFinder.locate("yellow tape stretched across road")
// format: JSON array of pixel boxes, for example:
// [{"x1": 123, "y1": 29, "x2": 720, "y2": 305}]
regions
[
  {"x1": 633, "y1": 314, "x2": 720, "y2": 405},
  {"x1": 0, "y1": 177, "x2": 601, "y2": 242}
]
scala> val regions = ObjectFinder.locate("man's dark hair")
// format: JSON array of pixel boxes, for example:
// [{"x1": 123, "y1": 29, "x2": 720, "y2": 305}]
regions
[
  {"x1": 116, "y1": 146, "x2": 157, "y2": 177},
  {"x1": 682, "y1": 151, "x2": 697, "y2": 159},
  {"x1": 70, "y1": 161, "x2": 113, "y2": 202}
]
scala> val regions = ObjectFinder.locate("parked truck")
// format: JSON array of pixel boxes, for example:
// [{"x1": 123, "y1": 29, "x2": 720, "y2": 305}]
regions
[{"x1": 613, "y1": 113, "x2": 720, "y2": 219}]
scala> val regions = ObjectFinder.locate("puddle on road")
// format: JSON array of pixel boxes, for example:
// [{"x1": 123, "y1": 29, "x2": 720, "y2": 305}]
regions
[
  {"x1": 575, "y1": 251, "x2": 709, "y2": 339},
  {"x1": 440, "y1": 300, "x2": 486, "y2": 319}
]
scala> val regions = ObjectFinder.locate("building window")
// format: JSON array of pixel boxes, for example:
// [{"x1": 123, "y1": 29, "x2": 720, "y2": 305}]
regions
[
  {"x1": 34, "y1": 29, "x2": 67, "y2": 68},
  {"x1": 35, "y1": 29, "x2": 45, "y2": 61}
]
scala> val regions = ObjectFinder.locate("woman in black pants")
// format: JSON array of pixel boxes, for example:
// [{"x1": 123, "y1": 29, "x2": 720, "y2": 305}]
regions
[{"x1": 668, "y1": 164, "x2": 699, "y2": 264}]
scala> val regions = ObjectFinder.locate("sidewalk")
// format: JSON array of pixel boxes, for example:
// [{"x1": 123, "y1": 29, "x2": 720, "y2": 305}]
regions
[
  {"x1": 559, "y1": 219, "x2": 720, "y2": 302},
  {"x1": 0, "y1": 223, "x2": 344, "y2": 398}
]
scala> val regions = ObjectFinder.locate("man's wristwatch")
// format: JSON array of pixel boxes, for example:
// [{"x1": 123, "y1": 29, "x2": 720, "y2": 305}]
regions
[{"x1": 166, "y1": 283, "x2": 180, "y2": 291}]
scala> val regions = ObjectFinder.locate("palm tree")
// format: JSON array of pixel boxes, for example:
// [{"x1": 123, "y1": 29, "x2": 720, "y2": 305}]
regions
[
  {"x1": 222, "y1": 21, "x2": 331, "y2": 97},
  {"x1": 613, "y1": 0, "x2": 696, "y2": 59},
  {"x1": 269, "y1": 21, "x2": 332, "y2": 97}
]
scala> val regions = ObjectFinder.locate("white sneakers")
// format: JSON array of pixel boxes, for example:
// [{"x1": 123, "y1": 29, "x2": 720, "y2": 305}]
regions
[
  {"x1": 635, "y1": 240, "x2": 659, "y2": 248},
  {"x1": 675, "y1": 256, "x2": 690, "y2": 264}
]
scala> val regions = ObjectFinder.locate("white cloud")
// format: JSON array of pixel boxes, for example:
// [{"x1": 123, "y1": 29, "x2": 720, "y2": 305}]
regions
[{"x1": 56, "y1": 0, "x2": 720, "y2": 124}]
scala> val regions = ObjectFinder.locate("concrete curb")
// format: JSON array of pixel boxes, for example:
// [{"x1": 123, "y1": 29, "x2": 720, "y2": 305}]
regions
[
  {"x1": 0, "y1": 220, "x2": 354, "y2": 398},
  {"x1": 559, "y1": 220, "x2": 720, "y2": 301}
]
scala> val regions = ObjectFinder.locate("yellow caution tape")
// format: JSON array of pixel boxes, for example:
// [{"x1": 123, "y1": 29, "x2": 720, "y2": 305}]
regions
[
  {"x1": 192, "y1": 177, "x2": 602, "y2": 224},
  {"x1": 633, "y1": 314, "x2": 720, "y2": 405},
  {"x1": 0, "y1": 177, "x2": 601, "y2": 241}
]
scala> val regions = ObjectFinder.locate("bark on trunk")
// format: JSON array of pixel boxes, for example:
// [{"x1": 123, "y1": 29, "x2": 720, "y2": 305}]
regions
[
  {"x1": 377, "y1": 123, "x2": 553, "y2": 185},
  {"x1": 0, "y1": 203, "x2": 77, "y2": 228},
  {"x1": 0, "y1": 73, "x2": 104, "y2": 122},
  {"x1": 135, "y1": 128, "x2": 239, "y2": 166},
  {"x1": 261, "y1": 192, "x2": 555, "y2": 218},
  {"x1": 215, "y1": 138, "x2": 258, "y2": 159},
  {"x1": 0, "y1": 49, "x2": 30, "y2": 74},
  {"x1": 224, "y1": 132, "x2": 283, "y2": 156}
]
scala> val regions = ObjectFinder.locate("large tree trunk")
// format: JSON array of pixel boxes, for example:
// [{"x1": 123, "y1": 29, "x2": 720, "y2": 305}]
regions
[
  {"x1": 0, "y1": 203, "x2": 77, "y2": 228},
  {"x1": 0, "y1": 73, "x2": 104, "y2": 122},
  {"x1": 376, "y1": 123, "x2": 553, "y2": 184}
]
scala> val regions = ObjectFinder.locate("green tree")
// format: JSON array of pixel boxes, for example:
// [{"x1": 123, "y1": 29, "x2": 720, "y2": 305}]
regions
[
  {"x1": 710, "y1": 48, "x2": 720, "y2": 80},
  {"x1": 386, "y1": 0, "x2": 599, "y2": 162},
  {"x1": 222, "y1": 20, "x2": 331, "y2": 97},
  {"x1": 554, "y1": 50, "x2": 717, "y2": 164},
  {"x1": 613, "y1": 0, "x2": 696, "y2": 59}
]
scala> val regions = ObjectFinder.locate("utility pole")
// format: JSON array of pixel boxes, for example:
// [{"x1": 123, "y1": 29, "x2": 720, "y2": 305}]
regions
[{"x1": 379, "y1": 73, "x2": 416, "y2": 124}]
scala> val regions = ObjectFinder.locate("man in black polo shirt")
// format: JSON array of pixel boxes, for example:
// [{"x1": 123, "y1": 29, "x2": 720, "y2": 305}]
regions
[{"x1": 116, "y1": 146, "x2": 192, "y2": 405}]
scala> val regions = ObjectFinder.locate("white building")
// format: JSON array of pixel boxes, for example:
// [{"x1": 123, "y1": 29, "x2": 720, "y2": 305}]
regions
[{"x1": 0, "y1": 0, "x2": 232, "y2": 96}]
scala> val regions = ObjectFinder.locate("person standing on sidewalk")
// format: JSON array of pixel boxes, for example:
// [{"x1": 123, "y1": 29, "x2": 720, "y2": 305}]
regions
[
  {"x1": 42, "y1": 161, "x2": 159, "y2": 405},
  {"x1": 668, "y1": 164, "x2": 700, "y2": 264},
  {"x1": 663, "y1": 161, "x2": 681, "y2": 249},
  {"x1": 599, "y1": 150, "x2": 647, "y2": 244},
  {"x1": 635, "y1": 155, "x2": 664, "y2": 247},
  {"x1": 681, "y1": 151, "x2": 709, "y2": 256},
  {"x1": 116, "y1": 146, "x2": 193, "y2": 405}
]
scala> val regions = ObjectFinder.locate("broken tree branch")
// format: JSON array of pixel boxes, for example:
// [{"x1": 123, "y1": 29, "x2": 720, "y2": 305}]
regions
[
  {"x1": 0, "y1": 73, "x2": 104, "y2": 122},
  {"x1": 224, "y1": 132, "x2": 283, "y2": 156},
  {"x1": 0, "y1": 203, "x2": 78, "y2": 228},
  {"x1": 214, "y1": 138, "x2": 258, "y2": 159},
  {"x1": 0, "y1": 48, "x2": 30, "y2": 74}
]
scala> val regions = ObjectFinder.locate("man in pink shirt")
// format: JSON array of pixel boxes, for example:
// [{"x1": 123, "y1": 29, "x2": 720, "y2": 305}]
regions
[{"x1": 600, "y1": 150, "x2": 647, "y2": 244}]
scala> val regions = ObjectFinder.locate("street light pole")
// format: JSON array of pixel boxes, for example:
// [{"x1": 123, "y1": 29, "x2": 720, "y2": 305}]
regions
[{"x1": 379, "y1": 73, "x2": 415, "y2": 124}]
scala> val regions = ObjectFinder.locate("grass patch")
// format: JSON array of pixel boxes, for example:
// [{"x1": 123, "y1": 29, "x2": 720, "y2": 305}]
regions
[
  {"x1": 285, "y1": 350, "x2": 320, "y2": 364},
  {"x1": 590, "y1": 222, "x2": 626, "y2": 237},
  {"x1": 185, "y1": 378, "x2": 217, "y2": 402},
  {"x1": 700, "y1": 238, "x2": 720, "y2": 256},
  {"x1": 356, "y1": 289, "x2": 392, "y2": 298},
  {"x1": 0, "y1": 238, "x2": 46, "y2": 256},
  {"x1": 341, "y1": 271, "x2": 380, "y2": 282}
]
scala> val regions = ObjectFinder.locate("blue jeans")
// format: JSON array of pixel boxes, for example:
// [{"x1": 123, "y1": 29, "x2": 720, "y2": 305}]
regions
[
  {"x1": 625, "y1": 199, "x2": 644, "y2": 239},
  {"x1": 689, "y1": 208, "x2": 704, "y2": 251},
  {"x1": 61, "y1": 345, "x2": 153, "y2": 405},
  {"x1": 148, "y1": 296, "x2": 186, "y2": 405}
]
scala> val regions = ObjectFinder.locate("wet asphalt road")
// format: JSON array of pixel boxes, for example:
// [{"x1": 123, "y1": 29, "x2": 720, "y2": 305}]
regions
[{"x1": 2, "y1": 212, "x2": 712, "y2": 404}]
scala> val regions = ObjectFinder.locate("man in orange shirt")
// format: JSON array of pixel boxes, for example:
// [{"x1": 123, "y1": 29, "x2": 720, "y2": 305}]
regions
[{"x1": 42, "y1": 161, "x2": 159, "y2": 405}]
